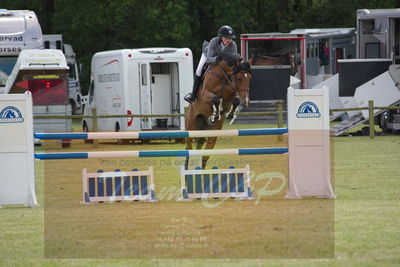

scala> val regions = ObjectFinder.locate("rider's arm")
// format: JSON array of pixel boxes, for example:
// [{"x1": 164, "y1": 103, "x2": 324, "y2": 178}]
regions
[{"x1": 206, "y1": 37, "x2": 220, "y2": 64}]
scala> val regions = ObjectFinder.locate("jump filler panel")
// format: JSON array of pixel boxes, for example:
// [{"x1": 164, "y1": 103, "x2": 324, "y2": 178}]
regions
[
  {"x1": 81, "y1": 167, "x2": 156, "y2": 203},
  {"x1": 179, "y1": 165, "x2": 254, "y2": 200}
]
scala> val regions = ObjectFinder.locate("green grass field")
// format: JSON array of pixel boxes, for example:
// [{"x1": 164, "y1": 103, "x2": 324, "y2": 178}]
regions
[{"x1": 0, "y1": 122, "x2": 399, "y2": 266}]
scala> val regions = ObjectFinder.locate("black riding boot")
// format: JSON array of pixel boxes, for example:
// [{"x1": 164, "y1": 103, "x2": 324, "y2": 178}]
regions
[{"x1": 184, "y1": 75, "x2": 202, "y2": 103}]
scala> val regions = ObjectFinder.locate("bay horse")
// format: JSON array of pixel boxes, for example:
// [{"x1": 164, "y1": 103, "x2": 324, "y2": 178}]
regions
[
  {"x1": 184, "y1": 54, "x2": 253, "y2": 170},
  {"x1": 249, "y1": 51, "x2": 297, "y2": 75}
]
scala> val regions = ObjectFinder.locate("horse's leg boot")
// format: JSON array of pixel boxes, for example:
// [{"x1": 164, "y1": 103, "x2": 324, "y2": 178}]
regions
[
  {"x1": 209, "y1": 96, "x2": 222, "y2": 124},
  {"x1": 226, "y1": 97, "x2": 240, "y2": 119}
]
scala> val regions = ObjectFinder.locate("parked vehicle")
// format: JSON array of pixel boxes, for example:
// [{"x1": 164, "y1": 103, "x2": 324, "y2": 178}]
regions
[
  {"x1": 82, "y1": 48, "x2": 193, "y2": 133},
  {"x1": 240, "y1": 28, "x2": 356, "y2": 99},
  {"x1": 43, "y1": 34, "x2": 82, "y2": 114},
  {"x1": 0, "y1": 9, "x2": 43, "y2": 94},
  {"x1": 5, "y1": 49, "x2": 72, "y2": 141},
  {"x1": 357, "y1": 9, "x2": 400, "y2": 133}
]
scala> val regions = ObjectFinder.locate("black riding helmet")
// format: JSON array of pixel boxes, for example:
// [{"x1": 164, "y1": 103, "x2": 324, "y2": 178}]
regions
[{"x1": 218, "y1": 25, "x2": 236, "y2": 39}]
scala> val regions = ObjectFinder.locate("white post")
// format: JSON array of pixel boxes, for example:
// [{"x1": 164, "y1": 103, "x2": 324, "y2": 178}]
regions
[
  {"x1": 81, "y1": 168, "x2": 89, "y2": 203},
  {"x1": 286, "y1": 86, "x2": 335, "y2": 199},
  {"x1": 0, "y1": 92, "x2": 37, "y2": 206}
]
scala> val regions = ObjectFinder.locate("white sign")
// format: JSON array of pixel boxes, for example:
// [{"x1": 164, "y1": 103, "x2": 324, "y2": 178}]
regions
[{"x1": 287, "y1": 86, "x2": 334, "y2": 199}]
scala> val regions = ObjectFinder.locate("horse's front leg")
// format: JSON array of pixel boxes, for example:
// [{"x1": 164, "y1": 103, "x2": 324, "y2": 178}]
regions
[
  {"x1": 201, "y1": 137, "x2": 217, "y2": 169},
  {"x1": 209, "y1": 96, "x2": 223, "y2": 124},
  {"x1": 226, "y1": 96, "x2": 241, "y2": 120}
]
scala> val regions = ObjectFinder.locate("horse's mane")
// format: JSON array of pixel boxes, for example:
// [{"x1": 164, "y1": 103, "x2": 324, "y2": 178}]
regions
[
  {"x1": 233, "y1": 61, "x2": 252, "y2": 75},
  {"x1": 215, "y1": 52, "x2": 241, "y2": 67}
]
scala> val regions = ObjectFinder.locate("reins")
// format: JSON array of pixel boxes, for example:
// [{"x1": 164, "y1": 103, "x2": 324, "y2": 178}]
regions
[
  {"x1": 205, "y1": 65, "x2": 233, "y2": 85},
  {"x1": 205, "y1": 63, "x2": 244, "y2": 97}
]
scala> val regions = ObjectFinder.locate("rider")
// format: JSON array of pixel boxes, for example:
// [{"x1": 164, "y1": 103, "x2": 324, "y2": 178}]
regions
[{"x1": 184, "y1": 25, "x2": 238, "y2": 103}]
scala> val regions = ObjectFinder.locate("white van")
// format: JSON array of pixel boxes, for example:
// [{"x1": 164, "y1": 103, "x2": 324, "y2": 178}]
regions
[
  {"x1": 82, "y1": 48, "x2": 193, "y2": 132},
  {"x1": 5, "y1": 49, "x2": 72, "y2": 134},
  {"x1": 43, "y1": 34, "x2": 83, "y2": 114},
  {"x1": 0, "y1": 9, "x2": 43, "y2": 93},
  {"x1": 63, "y1": 44, "x2": 82, "y2": 114}
]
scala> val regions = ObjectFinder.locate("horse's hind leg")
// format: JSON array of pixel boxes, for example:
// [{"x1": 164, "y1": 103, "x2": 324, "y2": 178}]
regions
[
  {"x1": 201, "y1": 137, "x2": 217, "y2": 169},
  {"x1": 196, "y1": 137, "x2": 205, "y2": 150},
  {"x1": 195, "y1": 137, "x2": 206, "y2": 169},
  {"x1": 184, "y1": 137, "x2": 193, "y2": 170}
]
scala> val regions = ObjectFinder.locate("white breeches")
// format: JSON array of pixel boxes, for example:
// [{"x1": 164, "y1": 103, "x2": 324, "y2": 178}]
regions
[{"x1": 196, "y1": 54, "x2": 207, "y2": 77}]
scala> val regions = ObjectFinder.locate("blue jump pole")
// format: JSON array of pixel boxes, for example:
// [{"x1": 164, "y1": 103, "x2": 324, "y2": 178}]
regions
[
  {"x1": 34, "y1": 147, "x2": 289, "y2": 160},
  {"x1": 34, "y1": 128, "x2": 288, "y2": 140}
]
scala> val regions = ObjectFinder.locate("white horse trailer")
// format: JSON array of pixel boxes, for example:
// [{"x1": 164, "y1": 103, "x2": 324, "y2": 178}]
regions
[
  {"x1": 4, "y1": 49, "x2": 72, "y2": 134},
  {"x1": 241, "y1": 29, "x2": 355, "y2": 94},
  {"x1": 82, "y1": 48, "x2": 193, "y2": 132}
]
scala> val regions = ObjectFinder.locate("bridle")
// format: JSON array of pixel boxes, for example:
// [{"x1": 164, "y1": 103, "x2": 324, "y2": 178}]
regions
[
  {"x1": 233, "y1": 69, "x2": 252, "y2": 94},
  {"x1": 205, "y1": 62, "x2": 250, "y2": 97}
]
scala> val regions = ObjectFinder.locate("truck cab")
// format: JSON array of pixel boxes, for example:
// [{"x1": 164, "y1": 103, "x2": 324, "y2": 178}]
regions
[{"x1": 0, "y1": 9, "x2": 43, "y2": 93}]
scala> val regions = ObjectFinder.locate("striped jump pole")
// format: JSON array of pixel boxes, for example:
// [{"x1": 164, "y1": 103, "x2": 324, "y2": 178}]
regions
[
  {"x1": 34, "y1": 128, "x2": 288, "y2": 140},
  {"x1": 35, "y1": 147, "x2": 289, "y2": 160}
]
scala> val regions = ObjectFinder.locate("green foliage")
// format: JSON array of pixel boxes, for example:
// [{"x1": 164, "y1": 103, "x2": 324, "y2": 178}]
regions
[{"x1": 2, "y1": 0, "x2": 400, "y2": 93}]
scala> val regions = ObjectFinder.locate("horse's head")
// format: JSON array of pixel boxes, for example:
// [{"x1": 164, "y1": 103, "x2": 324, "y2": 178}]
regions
[{"x1": 233, "y1": 61, "x2": 252, "y2": 107}]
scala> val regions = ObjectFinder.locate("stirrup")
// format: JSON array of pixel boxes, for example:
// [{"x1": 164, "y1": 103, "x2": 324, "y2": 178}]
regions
[{"x1": 184, "y1": 93, "x2": 194, "y2": 103}]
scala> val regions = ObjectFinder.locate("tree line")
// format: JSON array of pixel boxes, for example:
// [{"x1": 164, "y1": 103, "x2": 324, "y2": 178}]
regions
[{"x1": 3, "y1": 0, "x2": 400, "y2": 92}]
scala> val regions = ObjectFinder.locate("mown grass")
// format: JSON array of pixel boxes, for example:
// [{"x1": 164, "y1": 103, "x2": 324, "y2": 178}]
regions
[{"x1": 0, "y1": 123, "x2": 399, "y2": 266}]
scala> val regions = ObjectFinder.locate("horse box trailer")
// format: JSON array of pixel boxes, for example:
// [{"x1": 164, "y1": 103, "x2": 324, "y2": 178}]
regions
[
  {"x1": 4, "y1": 49, "x2": 72, "y2": 133},
  {"x1": 82, "y1": 48, "x2": 193, "y2": 132},
  {"x1": 240, "y1": 29, "x2": 355, "y2": 97}
]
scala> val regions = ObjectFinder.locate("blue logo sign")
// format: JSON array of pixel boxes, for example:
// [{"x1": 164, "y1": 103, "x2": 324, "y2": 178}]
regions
[
  {"x1": 0, "y1": 106, "x2": 24, "y2": 123},
  {"x1": 296, "y1": 101, "x2": 321, "y2": 118}
]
